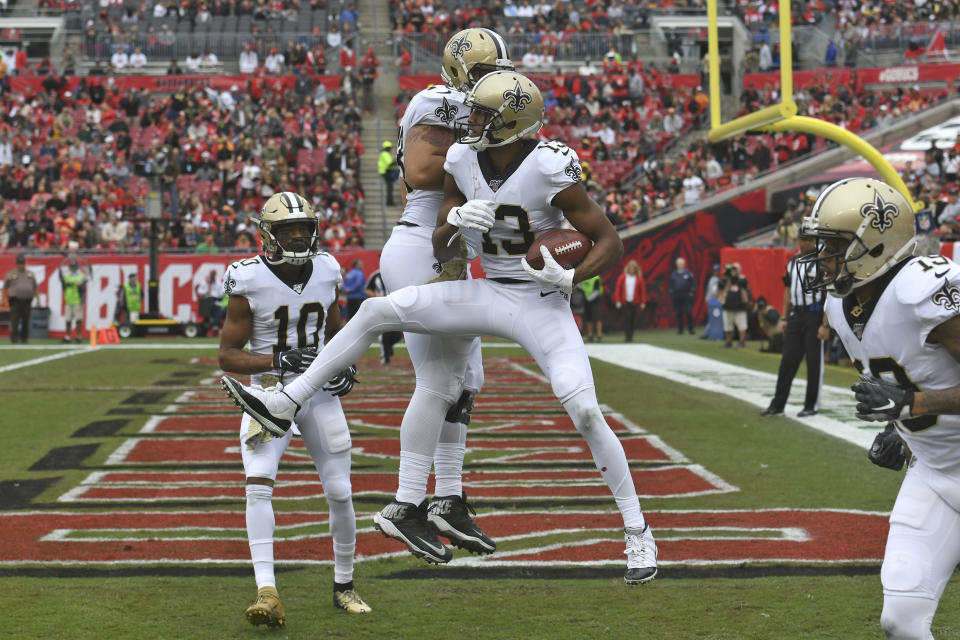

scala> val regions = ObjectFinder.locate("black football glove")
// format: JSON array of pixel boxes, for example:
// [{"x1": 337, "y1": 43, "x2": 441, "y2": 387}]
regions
[
  {"x1": 272, "y1": 346, "x2": 317, "y2": 375},
  {"x1": 323, "y1": 364, "x2": 358, "y2": 397},
  {"x1": 868, "y1": 423, "x2": 907, "y2": 471},
  {"x1": 851, "y1": 374, "x2": 915, "y2": 422}
]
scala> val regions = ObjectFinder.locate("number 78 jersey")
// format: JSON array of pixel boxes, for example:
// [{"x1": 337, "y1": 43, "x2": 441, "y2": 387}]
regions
[{"x1": 444, "y1": 139, "x2": 584, "y2": 280}]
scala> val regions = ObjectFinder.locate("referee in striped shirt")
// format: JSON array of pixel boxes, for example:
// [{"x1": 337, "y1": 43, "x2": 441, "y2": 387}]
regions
[{"x1": 761, "y1": 233, "x2": 831, "y2": 417}]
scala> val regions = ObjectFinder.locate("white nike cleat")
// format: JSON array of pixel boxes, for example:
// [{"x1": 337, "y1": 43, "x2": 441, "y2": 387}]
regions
[
  {"x1": 221, "y1": 375, "x2": 298, "y2": 436},
  {"x1": 624, "y1": 523, "x2": 658, "y2": 585}
]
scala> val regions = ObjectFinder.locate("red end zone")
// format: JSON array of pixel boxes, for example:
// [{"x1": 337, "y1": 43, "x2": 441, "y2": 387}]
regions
[
  {"x1": 0, "y1": 509, "x2": 887, "y2": 565},
  {"x1": 144, "y1": 413, "x2": 636, "y2": 434},
  {"x1": 112, "y1": 436, "x2": 675, "y2": 464},
  {"x1": 62, "y1": 467, "x2": 734, "y2": 502}
]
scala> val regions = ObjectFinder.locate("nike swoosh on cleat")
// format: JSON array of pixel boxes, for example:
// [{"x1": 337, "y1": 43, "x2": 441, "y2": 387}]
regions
[
  {"x1": 412, "y1": 536, "x2": 448, "y2": 557},
  {"x1": 873, "y1": 399, "x2": 896, "y2": 411}
]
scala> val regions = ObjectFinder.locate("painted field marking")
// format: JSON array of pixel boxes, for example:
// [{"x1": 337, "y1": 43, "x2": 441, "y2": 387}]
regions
[
  {"x1": 0, "y1": 509, "x2": 887, "y2": 565},
  {"x1": 101, "y1": 435, "x2": 682, "y2": 466},
  {"x1": 138, "y1": 409, "x2": 641, "y2": 435},
  {"x1": 0, "y1": 348, "x2": 92, "y2": 373},
  {"x1": 58, "y1": 465, "x2": 736, "y2": 503},
  {"x1": 586, "y1": 344, "x2": 878, "y2": 448}
]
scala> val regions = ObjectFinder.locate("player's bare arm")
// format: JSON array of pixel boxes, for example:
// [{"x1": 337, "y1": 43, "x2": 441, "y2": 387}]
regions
[
  {"x1": 403, "y1": 125, "x2": 456, "y2": 191},
  {"x1": 218, "y1": 295, "x2": 273, "y2": 374},
  {"x1": 553, "y1": 182, "x2": 624, "y2": 284},
  {"x1": 432, "y1": 171, "x2": 468, "y2": 263},
  {"x1": 913, "y1": 314, "x2": 960, "y2": 415},
  {"x1": 325, "y1": 287, "x2": 345, "y2": 344}
]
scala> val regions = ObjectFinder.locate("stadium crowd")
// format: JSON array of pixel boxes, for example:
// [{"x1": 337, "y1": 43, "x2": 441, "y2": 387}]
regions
[{"x1": 0, "y1": 71, "x2": 368, "y2": 252}]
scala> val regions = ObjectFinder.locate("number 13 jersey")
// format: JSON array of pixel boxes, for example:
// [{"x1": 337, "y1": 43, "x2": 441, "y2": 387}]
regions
[{"x1": 444, "y1": 139, "x2": 583, "y2": 280}]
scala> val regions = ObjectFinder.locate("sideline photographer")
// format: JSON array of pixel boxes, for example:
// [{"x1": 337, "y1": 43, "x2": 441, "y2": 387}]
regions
[{"x1": 720, "y1": 263, "x2": 751, "y2": 348}]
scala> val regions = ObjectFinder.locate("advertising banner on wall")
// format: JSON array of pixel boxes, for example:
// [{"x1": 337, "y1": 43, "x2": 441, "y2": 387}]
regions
[{"x1": 0, "y1": 249, "x2": 381, "y2": 336}]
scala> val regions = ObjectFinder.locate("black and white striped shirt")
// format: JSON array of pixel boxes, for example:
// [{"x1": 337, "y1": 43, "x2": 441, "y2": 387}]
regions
[
  {"x1": 785, "y1": 255, "x2": 825, "y2": 309},
  {"x1": 365, "y1": 269, "x2": 387, "y2": 297}
]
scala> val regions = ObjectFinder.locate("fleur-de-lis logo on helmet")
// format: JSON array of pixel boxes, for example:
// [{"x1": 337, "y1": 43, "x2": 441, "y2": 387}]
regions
[
  {"x1": 859, "y1": 191, "x2": 900, "y2": 233},
  {"x1": 502, "y1": 80, "x2": 533, "y2": 113},
  {"x1": 434, "y1": 97, "x2": 458, "y2": 124},
  {"x1": 448, "y1": 34, "x2": 472, "y2": 58}
]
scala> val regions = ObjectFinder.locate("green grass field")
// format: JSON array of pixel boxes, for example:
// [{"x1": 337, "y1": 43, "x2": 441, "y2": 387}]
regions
[{"x1": 1, "y1": 333, "x2": 957, "y2": 640}]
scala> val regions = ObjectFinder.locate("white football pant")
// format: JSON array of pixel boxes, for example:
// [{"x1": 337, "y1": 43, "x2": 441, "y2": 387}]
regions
[
  {"x1": 284, "y1": 278, "x2": 645, "y2": 527},
  {"x1": 380, "y1": 225, "x2": 483, "y2": 502},
  {"x1": 241, "y1": 391, "x2": 357, "y2": 587},
  {"x1": 880, "y1": 460, "x2": 960, "y2": 639}
]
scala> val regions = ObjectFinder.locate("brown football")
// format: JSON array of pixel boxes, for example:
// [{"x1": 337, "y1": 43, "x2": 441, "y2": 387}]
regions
[{"x1": 525, "y1": 229, "x2": 592, "y2": 270}]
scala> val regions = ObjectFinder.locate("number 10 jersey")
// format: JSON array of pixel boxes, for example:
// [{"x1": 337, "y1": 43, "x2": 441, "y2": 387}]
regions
[{"x1": 222, "y1": 253, "x2": 342, "y2": 380}]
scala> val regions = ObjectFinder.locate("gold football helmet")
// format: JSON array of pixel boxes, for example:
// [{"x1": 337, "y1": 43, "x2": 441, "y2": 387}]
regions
[
  {"x1": 256, "y1": 192, "x2": 320, "y2": 265},
  {"x1": 456, "y1": 70, "x2": 544, "y2": 152},
  {"x1": 441, "y1": 28, "x2": 513, "y2": 92},
  {"x1": 799, "y1": 177, "x2": 916, "y2": 297}
]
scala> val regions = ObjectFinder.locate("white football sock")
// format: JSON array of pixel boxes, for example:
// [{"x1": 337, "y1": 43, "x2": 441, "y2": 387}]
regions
[
  {"x1": 322, "y1": 452, "x2": 357, "y2": 585},
  {"x1": 329, "y1": 497, "x2": 356, "y2": 585},
  {"x1": 565, "y1": 389, "x2": 645, "y2": 529},
  {"x1": 434, "y1": 421, "x2": 467, "y2": 497},
  {"x1": 395, "y1": 451, "x2": 434, "y2": 505},
  {"x1": 246, "y1": 483, "x2": 276, "y2": 589}
]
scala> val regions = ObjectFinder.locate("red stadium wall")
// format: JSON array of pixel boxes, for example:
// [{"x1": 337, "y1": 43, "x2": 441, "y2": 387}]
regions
[
  {"x1": 710, "y1": 242, "x2": 960, "y2": 317},
  {"x1": 0, "y1": 249, "x2": 378, "y2": 336},
  {"x1": 612, "y1": 188, "x2": 770, "y2": 329},
  {"x1": 399, "y1": 73, "x2": 701, "y2": 93},
  {"x1": 743, "y1": 63, "x2": 960, "y2": 90},
  {"x1": 9, "y1": 74, "x2": 344, "y2": 94}
]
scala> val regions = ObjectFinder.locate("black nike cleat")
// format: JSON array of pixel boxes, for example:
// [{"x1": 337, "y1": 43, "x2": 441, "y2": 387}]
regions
[
  {"x1": 427, "y1": 492, "x2": 496, "y2": 554},
  {"x1": 373, "y1": 500, "x2": 453, "y2": 564}
]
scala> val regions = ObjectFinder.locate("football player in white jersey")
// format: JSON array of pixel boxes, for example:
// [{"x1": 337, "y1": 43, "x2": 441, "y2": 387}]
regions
[
  {"x1": 218, "y1": 192, "x2": 370, "y2": 626},
  {"x1": 799, "y1": 177, "x2": 960, "y2": 639},
  {"x1": 220, "y1": 71, "x2": 658, "y2": 584},
  {"x1": 373, "y1": 27, "x2": 513, "y2": 561}
]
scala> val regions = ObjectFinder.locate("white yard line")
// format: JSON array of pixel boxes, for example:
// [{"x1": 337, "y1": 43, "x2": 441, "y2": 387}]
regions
[
  {"x1": 0, "y1": 348, "x2": 93, "y2": 373},
  {"x1": 585, "y1": 343, "x2": 878, "y2": 449}
]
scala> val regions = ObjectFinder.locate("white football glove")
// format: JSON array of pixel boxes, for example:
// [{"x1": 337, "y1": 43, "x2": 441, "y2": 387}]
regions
[
  {"x1": 521, "y1": 245, "x2": 575, "y2": 295},
  {"x1": 447, "y1": 199, "x2": 496, "y2": 232}
]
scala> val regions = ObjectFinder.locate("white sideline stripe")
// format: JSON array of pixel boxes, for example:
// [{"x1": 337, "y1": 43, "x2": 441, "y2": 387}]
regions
[
  {"x1": 507, "y1": 359, "x2": 550, "y2": 384},
  {"x1": 139, "y1": 416, "x2": 164, "y2": 434},
  {"x1": 602, "y1": 406, "x2": 647, "y2": 433},
  {"x1": 104, "y1": 439, "x2": 140, "y2": 466},
  {"x1": 585, "y1": 343, "x2": 878, "y2": 449},
  {"x1": 0, "y1": 348, "x2": 91, "y2": 373}
]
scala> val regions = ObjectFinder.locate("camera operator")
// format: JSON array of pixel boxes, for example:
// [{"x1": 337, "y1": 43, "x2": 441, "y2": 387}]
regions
[{"x1": 720, "y1": 263, "x2": 751, "y2": 348}]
